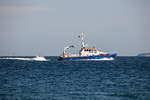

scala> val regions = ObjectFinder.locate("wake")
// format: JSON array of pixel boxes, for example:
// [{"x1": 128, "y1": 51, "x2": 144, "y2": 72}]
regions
[
  {"x1": 75, "y1": 57, "x2": 114, "y2": 61},
  {"x1": 0, "y1": 56, "x2": 47, "y2": 61}
]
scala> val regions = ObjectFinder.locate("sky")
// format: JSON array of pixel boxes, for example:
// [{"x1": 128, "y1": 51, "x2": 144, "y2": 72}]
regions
[{"x1": 0, "y1": 0, "x2": 150, "y2": 56}]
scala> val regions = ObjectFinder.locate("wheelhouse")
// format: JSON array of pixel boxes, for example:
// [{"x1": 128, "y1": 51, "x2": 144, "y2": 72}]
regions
[
  {"x1": 80, "y1": 47, "x2": 100, "y2": 56},
  {"x1": 83, "y1": 48, "x2": 97, "y2": 53}
]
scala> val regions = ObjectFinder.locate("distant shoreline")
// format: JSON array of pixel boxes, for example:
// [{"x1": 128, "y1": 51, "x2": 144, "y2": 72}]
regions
[{"x1": 138, "y1": 53, "x2": 150, "y2": 57}]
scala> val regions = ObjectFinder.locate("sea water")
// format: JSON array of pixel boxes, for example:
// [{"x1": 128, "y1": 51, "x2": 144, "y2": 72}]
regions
[{"x1": 0, "y1": 56, "x2": 150, "y2": 100}]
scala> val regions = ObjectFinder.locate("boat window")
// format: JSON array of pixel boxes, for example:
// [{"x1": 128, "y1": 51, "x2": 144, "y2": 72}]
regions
[{"x1": 89, "y1": 49, "x2": 93, "y2": 53}]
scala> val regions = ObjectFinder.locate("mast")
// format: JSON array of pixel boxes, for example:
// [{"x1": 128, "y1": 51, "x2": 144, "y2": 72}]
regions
[{"x1": 81, "y1": 32, "x2": 86, "y2": 48}]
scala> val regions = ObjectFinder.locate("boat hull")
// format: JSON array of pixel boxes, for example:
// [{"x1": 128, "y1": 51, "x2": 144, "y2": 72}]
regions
[{"x1": 58, "y1": 53, "x2": 117, "y2": 61}]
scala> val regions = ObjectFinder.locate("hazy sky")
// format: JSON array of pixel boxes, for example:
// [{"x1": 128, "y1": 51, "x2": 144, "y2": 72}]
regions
[{"x1": 0, "y1": 0, "x2": 150, "y2": 56}]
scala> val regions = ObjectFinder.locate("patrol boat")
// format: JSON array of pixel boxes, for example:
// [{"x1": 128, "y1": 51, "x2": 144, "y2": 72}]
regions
[{"x1": 58, "y1": 32, "x2": 117, "y2": 61}]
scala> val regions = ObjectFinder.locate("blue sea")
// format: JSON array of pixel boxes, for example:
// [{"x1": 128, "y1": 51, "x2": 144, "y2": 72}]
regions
[{"x1": 0, "y1": 56, "x2": 150, "y2": 100}]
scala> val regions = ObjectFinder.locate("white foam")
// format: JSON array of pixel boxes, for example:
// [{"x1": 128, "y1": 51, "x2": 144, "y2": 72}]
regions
[
  {"x1": 79, "y1": 57, "x2": 114, "y2": 61},
  {"x1": 93, "y1": 57, "x2": 114, "y2": 61},
  {"x1": 0, "y1": 56, "x2": 47, "y2": 61},
  {"x1": 32, "y1": 56, "x2": 47, "y2": 61}
]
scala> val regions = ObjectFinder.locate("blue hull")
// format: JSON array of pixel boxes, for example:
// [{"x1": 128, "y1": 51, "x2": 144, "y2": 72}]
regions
[{"x1": 58, "y1": 53, "x2": 117, "y2": 61}]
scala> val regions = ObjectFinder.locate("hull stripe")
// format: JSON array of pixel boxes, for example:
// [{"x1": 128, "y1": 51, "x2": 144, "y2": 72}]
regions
[{"x1": 59, "y1": 53, "x2": 117, "y2": 60}]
